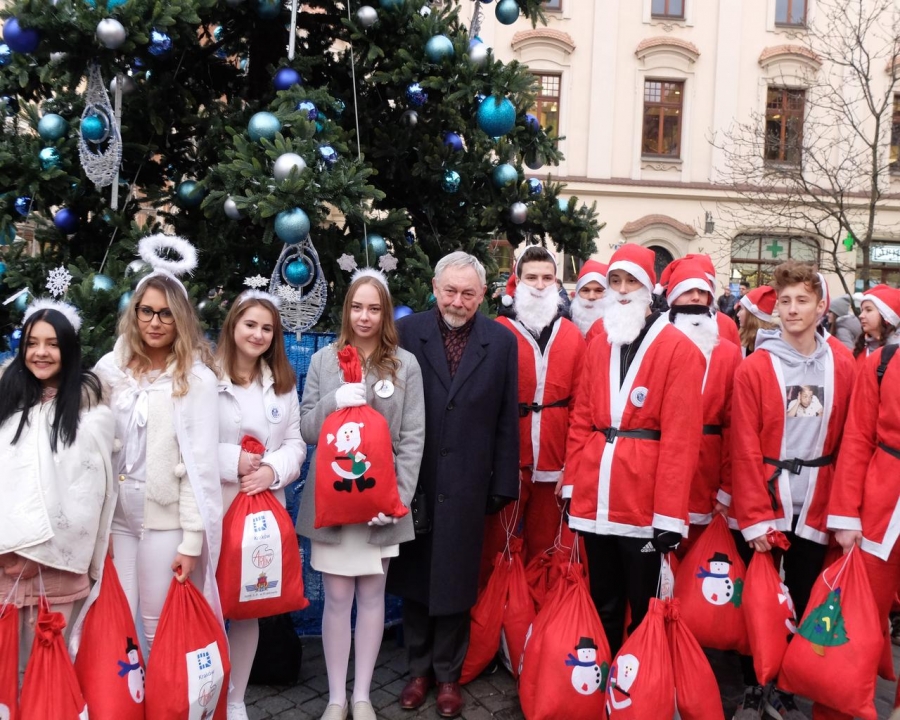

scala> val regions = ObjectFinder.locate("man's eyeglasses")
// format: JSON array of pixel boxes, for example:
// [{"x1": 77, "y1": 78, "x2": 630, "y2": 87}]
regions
[{"x1": 136, "y1": 305, "x2": 175, "y2": 325}]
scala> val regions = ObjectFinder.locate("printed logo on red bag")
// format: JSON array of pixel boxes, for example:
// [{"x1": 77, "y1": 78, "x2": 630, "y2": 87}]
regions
[
  {"x1": 185, "y1": 641, "x2": 224, "y2": 720},
  {"x1": 240, "y1": 511, "x2": 283, "y2": 602}
]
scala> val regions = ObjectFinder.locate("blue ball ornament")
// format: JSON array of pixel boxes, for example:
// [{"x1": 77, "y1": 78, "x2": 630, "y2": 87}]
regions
[
  {"x1": 527, "y1": 178, "x2": 543, "y2": 196},
  {"x1": 118, "y1": 291, "x2": 133, "y2": 312},
  {"x1": 557, "y1": 197, "x2": 570, "y2": 213},
  {"x1": 273, "y1": 67, "x2": 302, "y2": 91},
  {"x1": 148, "y1": 29, "x2": 172, "y2": 56},
  {"x1": 361, "y1": 233, "x2": 387, "y2": 258},
  {"x1": 3, "y1": 19, "x2": 40, "y2": 54},
  {"x1": 248, "y1": 111, "x2": 281, "y2": 142},
  {"x1": 318, "y1": 145, "x2": 338, "y2": 168},
  {"x1": 477, "y1": 96, "x2": 516, "y2": 137},
  {"x1": 54, "y1": 208, "x2": 80, "y2": 234},
  {"x1": 333, "y1": 99, "x2": 345, "y2": 117},
  {"x1": 14, "y1": 196, "x2": 31, "y2": 216},
  {"x1": 175, "y1": 180, "x2": 206, "y2": 208},
  {"x1": 495, "y1": 0, "x2": 520, "y2": 25},
  {"x1": 283, "y1": 258, "x2": 312, "y2": 286},
  {"x1": 491, "y1": 163, "x2": 518, "y2": 188},
  {"x1": 443, "y1": 132, "x2": 464, "y2": 152},
  {"x1": 379, "y1": 0, "x2": 402, "y2": 7},
  {"x1": 107, "y1": 0, "x2": 129, "y2": 8},
  {"x1": 254, "y1": 0, "x2": 281, "y2": 19},
  {"x1": 405, "y1": 230, "x2": 415, "y2": 245},
  {"x1": 9, "y1": 328, "x2": 22, "y2": 352},
  {"x1": 406, "y1": 83, "x2": 428, "y2": 108},
  {"x1": 425, "y1": 35, "x2": 454, "y2": 63},
  {"x1": 441, "y1": 170, "x2": 461, "y2": 194},
  {"x1": 0, "y1": 44, "x2": 10, "y2": 66},
  {"x1": 274, "y1": 208, "x2": 311, "y2": 244},
  {"x1": 394, "y1": 305, "x2": 414, "y2": 321},
  {"x1": 468, "y1": 37, "x2": 483, "y2": 50},
  {"x1": 38, "y1": 113, "x2": 68, "y2": 141},
  {"x1": 525, "y1": 113, "x2": 540, "y2": 132},
  {"x1": 81, "y1": 114, "x2": 107, "y2": 143},
  {"x1": 427, "y1": 292, "x2": 436, "y2": 307},
  {"x1": 92, "y1": 274, "x2": 115, "y2": 292},
  {"x1": 39, "y1": 147, "x2": 61, "y2": 171},
  {"x1": 296, "y1": 100, "x2": 318, "y2": 120},
  {"x1": 213, "y1": 25, "x2": 224, "y2": 42},
  {"x1": 0, "y1": 261, "x2": 6, "y2": 279}
]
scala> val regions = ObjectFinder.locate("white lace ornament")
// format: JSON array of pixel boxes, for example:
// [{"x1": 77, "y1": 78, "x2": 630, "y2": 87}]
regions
[
  {"x1": 46, "y1": 265, "x2": 73, "y2": 297},
  {"x1": 78, "y1": 64, "x2": 122, "y2": 190},
  {"x1": 270, "y1": 236, "x2": 327, "y2": 332}
]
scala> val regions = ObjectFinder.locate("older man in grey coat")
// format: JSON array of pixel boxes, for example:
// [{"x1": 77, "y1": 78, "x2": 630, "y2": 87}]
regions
[{"x1": 387, "y1": 251, "x2": 519, "y2": 718}]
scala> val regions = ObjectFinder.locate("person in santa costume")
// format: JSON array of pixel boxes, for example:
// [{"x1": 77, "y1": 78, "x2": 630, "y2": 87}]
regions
[
  {"x1": 731, "y1": 260, "x2": 855, "y2": 720},
  {"x1": 483, "y1": 246, "x2": 586, "y2": 570},
  {"x1": 828, "y1": 284, "x2": 900, "y2": 720},
  {"x1": 682, "y1": 253, "x2": 742, "y2": 348},
  {"x1": 570, "y1": 260, "x2": 608, "y2": 337},
  {"x1": 736, "y1": 285, "x2": 779, "y2": 357},
  {"x1": 853, "y1": 284, "x2": 898, "y2": 368},
  {"x1": 562, "y1": 243, "x2": 705, "y2": 656}
]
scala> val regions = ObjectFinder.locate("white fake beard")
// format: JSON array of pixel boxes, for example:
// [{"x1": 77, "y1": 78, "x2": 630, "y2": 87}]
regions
[
  {"x1": 570, "y1": 295, "x2": 604, "y2": 336},
  {"x1": 672, "y1": 309, "x2": 720, "y2": 358},
  {"x1": 603, "y1": 287, "x2": 652, "y2": 345},
  {"x1": 514, "y1": 282, "x2": 561, "y2": 335}
]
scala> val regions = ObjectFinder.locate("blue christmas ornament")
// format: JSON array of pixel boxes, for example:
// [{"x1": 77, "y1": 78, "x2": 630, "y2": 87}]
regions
[
  {"x1": 527, "y1": 178, "x2": 543, "y2": 196},
  {"x1": 425, "y1": 35, "x2": 454, "y2": 63},
  {"x1": 14, "y1": 196, "x2": 31, "y2": 216},
  {"x1": 92, "y1": 274, "x2": 115, "y2": 292},
  {"x1": 557, "y1": 197, "x2": 570, "y2": 213},
  {"x1": 495, "y1": 0, "x2": 520, "y2": 25},
  {"x1": 405, "y1": 230, "x2": 416, "y2": 245},
  {"x1": 248, "y1": 112, "x2": 281, "y2": 142},
  {"x1": 107, "y1": 0, "x2": 129, "y2": 8},
  {"x1": 406, "y1": 83, "x2": 428, "y2": 107},
  {"x1": 274, "y1": 208, "x2": 311, "y2": 244},
  {"x1": 0, "y1": 261, "x2": 6, "y2": 279},
  {"x1": 3, "y1": 19, "x2": 40, "y2": 54},
  {"x1": 394, "y1": 305, "x2": 414, "y2": 321},
  {"x1": 296, "y1": 100, "x2": 318, "y2": 120},
  {"x1": 9, "y1": 328, "x2": 22, "y2": 352},
  {"x1": 333, "y1": 99, "x2": 345, "y2": 117},
  {"x1": 148, "y1": 29, "x2": 172, "y2": 56},
  {"x1": 213, "y1": 25, "x2": 224, "y2": 42},
  {"x1": 54, "y1": 208, "x2": 80, "y2": 234},
  {"x1": 443, "y1": 132, "x2": 464, "y2": 152},
  {"x1": 318, "y1": 145, "x2": 338, "y2": 168},
  {"x1": 468, "y1": 37, "x2": 483, "y2": 50},
  {"x1": 273, "y1": 67, "x2": 302, "y2": 91},
  {"x1": 118, "y1": 290, "x2": 133, "y2": 312},
  {"x1": 427, "y1": 292, "x2": 436, "y2": 306},
  {"x1": 525, "y1": 113, "x2": 540, "y2": 132},
  {"x1": 254, "y1": 0, "x2": 281, "y2": 19},
  {"x1": 283, "y1": 258, "x2": 312, "y2": 286},
  {"x1": 475, "y1": 93, "x2": 486, "y2": 105},
  {"x1": 441, "y1": 170, "x2": 461, "y2": 194},
  {"x1": 38, "y1": 113, "x2": 68, "y2": 141},
  {"x1": 379, "y1": 0, "x2": 402, "y2": 7},
  {"x1": 491, "y1": 163, "x2": 518, "y2": 188},
  {"x1": 0, "y1": 44, "x2": 11, "y2": 67},
  {"x1": 477, "y1": 96, "x2": 516, "y2": 137},
  {"x1": 175, "y1": 180, "x2": 206, "y2": 208},
  {"x1": 81, "y1": 114, "x2": 108, "y2": 143},
  {"x1": 39, "y1": 147, "x2": 61, "y2": 170},
  {"x1": 361, "y1": 233, "x2": 387, "y2": 258}
]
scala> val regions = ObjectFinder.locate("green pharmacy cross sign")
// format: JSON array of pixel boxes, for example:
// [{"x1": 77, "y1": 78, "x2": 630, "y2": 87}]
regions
[
  {"x1": 843, "y1": 234, "x2": 856, "y2": 252},
  {"x1": 765, "y1": 239, "x2": 785, "y2": 258}
]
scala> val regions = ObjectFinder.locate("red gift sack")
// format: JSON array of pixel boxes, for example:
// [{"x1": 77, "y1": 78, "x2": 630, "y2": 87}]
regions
[
  {"x1": 216, "y1": 489, "x2": 309, "y2": 620},
  {"x1": 519, "y1": 564, "x2": 611, "y2": 720},
  {"x1": 314, "y1": 346, "x2": 408, "y2": 528},
  {"x1": 460, "y1": 552, "x2": 511, "y2": 684},
  {"x1": 73, "y1": 556, "x2": 146, "y2": 719},
  {"x1": 145, "y1": 578, "x2": 231, "y2": 720},
  {"x1": 0, "y1": 602, "x2": 18, "y2": 720},
  {"x1": 499, "y1": 540, "x2": 535, "y2": 679},
  {"x1": 525, "y1": 550, "x2": 554, "y2": 611},
  {"x1": 778, "y1": 548, "x2": 882, "y2": 720},
  {"x1": 743, "y1": 531, "x2": 796, "y2": 686},
  {"x1": 673, "y1": 514, "x2": 749, "y2": 653},
  {"x1": 606, "y1": 598, "x2": 674, "y2": 720},
  {"x1": 19, "y1": 599, "x2": 87, "y2": 720},
  {"x1": 665, "y1": 600, "x2": 723, "y2": 720}
]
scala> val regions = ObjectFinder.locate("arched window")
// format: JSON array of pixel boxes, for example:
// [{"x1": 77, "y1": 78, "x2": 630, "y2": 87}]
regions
[{"x1": 649, "y1": 245, "x2": 675, "y2": 280}]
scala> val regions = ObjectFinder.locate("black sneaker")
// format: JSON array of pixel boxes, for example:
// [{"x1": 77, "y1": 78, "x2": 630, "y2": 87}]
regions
[{"x1": 734, "y1": 685, "x2": 766, "y2": 720}]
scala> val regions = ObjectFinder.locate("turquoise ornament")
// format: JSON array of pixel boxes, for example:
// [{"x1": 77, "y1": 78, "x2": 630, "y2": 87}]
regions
[
  {"x1": 491, "y1": 163, "x2": 518, "y2": 189},
  {"x1": 283, "y1": 258, "x2": 312, "y2": 286},
  {"x1": 477, "y1": 96, "x2": 516, "y2": 137},
  {"x1": 175, "y1": 180, "x2": 206, "y2": 208},
  {"x1": 0, "y1": 261, "x2": 6, "y2": 279},
  {"x1": 495, "y1": 0, "x2": 520, "y2": 25},
  {"x1": 361, "y1": 233, "x2": 387, "y2": 258},
  {"x1": 441, "y1": 170, "x2": 461, "y2": 194},
  {"x1": 254, "y1": 0, "x2": 281, "y2": 19},
  {"x1": 248, "y1": 112, "x2": 281, "y2": 142},
  {"x1": 425, "y1": 35, "x2": 454, "y2": 63},
  {"x1": 39, "y1": 147, "x2": 61, "y2": 170},
  {"x1": 38, "y1": 114, "x2": 68, "y2": 141},
  {"x1": 118, "y1": 290, "x2": 133, "y2": 312},
  {"x1": 274, "y1": 208, "x2": 311, "y2": 244},
  {"x1": 81, "y1": 114, "x2": 107, "y2": 143},
  {"x1": 93, "y1": 274, "x2": 115, "y2": 292}
]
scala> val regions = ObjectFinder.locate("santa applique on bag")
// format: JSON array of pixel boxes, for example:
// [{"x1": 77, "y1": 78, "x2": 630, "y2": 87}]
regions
[
  {"x1": 697, "y1": 552, "x2": 743, "y2": 607},
  {"x1": 328, "y1": 421, "x2": 376, "y2": 493},
  {"x1": 117, "y1": 637, "x2": 145, "y2": 703},
  {"x1": 606, "y1": 653, "x2": 640, "y2": 713},
  {"x1": 565, "y1": 636, "x2": 607, "y2": 696}
]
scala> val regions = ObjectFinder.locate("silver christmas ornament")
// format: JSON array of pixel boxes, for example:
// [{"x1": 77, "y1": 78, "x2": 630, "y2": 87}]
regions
[
  {"x1": 50, "y1": 52, "x2": 67, "y2": 64},
  {"x1": 357, "y1": 6, "x2": 378, "y2": 27},
  {"x1": 510, "y1": 201, "x2": 528, "y2": 224},
  {"x1": 110, "y1": 75, "x2": 136, "y2": 95},
  {"x1": 224, "y1": 197, "x2": 242, "y2": 220},
  {"x1": 126, "y1": 259, "x2": 147, "y2": 276},
  {"x1": 96, "y1": 19, "x2": 127, "y2": 49},
  {"x1": 273, "y1": 152, "x2": 307, "y2": 181},
  {"x1": 468, "y1": 43, "x2": 488, "y2": 66},
  {"x1": 419, "y1": 4, "x2": 431, "y2": 16},
  {"x1": 400, "y1": 109, "x2": 418, "y2": 127}
]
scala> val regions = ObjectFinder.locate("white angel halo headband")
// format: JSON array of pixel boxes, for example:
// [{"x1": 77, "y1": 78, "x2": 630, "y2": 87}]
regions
[
  {"x1": 134, "y1": 233, "x2": 198, "y2": 298},
  {"x1": 23, "y1": 298, "x2": 83, "y2": 333},
  {"x1": 350, "y1": 267, "x2": 389, "y2": 291},
  {"x1": 238, "y1": 289, "x2": 282, "y2": 309}
]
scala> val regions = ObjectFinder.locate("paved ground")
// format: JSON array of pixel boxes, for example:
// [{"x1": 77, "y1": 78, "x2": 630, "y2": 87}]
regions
[{"x1": 243, "y1": 627, "x2": 900, "y2": 719}]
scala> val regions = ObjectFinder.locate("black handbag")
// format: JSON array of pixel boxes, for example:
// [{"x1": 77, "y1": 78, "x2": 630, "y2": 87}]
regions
[
  {"x1": 410, "y1": 483, "x2": 432, "y2": 535},
  {"x1": 249, "y1": 613, "x2": 303, "y2": 686}
]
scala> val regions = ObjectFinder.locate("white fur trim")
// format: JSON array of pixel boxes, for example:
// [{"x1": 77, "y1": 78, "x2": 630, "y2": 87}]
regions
[
  {"x1": 863, "y1": 293, "x2": 900, "y2": 327},
  {"x1": 138, "y1": 234, "x2": 198, "y2": 277},
  {"x1": 174, "y1": 463, "x2": 186, "y2": 478},
  {"x1": 501, "y1": 294, "x2": 513, "y2": 307},
  {"x1": 135, "y1": 269, "x2": 189, "y2": 298},
  {"x1": 238, "y1": 289, "x2": 282, "y2": 309},
  {"x1": 667, "y1": 278, "x2": 712, "y2": 307},
  {"x1": 350, "y1": 267, "x2": 389, "y2": 290},
  {"x1": 575, "y1": 272, "x2": 606, "y2": 292},
  {"x1": 24, "y1": 298, "x2": 83, "y2": 333},
  {"x1": 739, "y1": 295, "x2": 775, "y2": 323},
  {"x1": 608, "y1": 260, "x2": 653, "y2": 293}
]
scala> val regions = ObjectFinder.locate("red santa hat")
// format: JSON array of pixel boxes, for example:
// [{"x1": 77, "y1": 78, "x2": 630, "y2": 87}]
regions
[
  {"x1": 683, "y1": 253, "x2": 717, "y2": 292},
  {"x1": 607, "y1": 243, "x2": 656, "y2": 293},
  {"x1": 665, "y1": 260, "x2": 713, "y2": 307},
  {"x1": 501, "y1": 274, "x2": 518, "y2": 307},
  {"x1": 862, "y1": 284, "x2": 900, "y2": 327},
  {"x1": 739, "y1": 285, "x2": 777, "y2": 323},
  {"x1": 575, "y1": 260, "x2": 608, "y2": 293}
]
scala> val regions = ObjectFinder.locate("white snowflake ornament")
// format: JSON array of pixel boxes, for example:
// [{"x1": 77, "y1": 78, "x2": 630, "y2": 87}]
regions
[
  {"x1": 46, "y1": 266, "x2": 73, "y2": 297},
  {"x1": 244, "y1": 274, "x2": 269, "y2": 289},
  {"x1": 378, "y1": 254, "x2": 398, "y2": 272},
  {"x1": 275, "y1": 285, "x2": 304, "y2": 303},
  {"x1": 337, "y1": 253, "x2": 358, "y2": 273}
]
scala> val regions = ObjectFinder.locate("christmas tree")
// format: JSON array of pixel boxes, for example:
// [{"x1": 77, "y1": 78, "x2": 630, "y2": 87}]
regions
[
  {"x1": 797, "y1": 588, "x2": 849, "y2": 657},
  {"x1": 0, "y1": 0, "x2": 601, "y2": 360}
]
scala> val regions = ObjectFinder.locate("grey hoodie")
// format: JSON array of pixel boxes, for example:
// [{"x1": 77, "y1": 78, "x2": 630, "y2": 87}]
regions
[{"x1": 754, "y1": 329, "x2": 829, "y2": 512}]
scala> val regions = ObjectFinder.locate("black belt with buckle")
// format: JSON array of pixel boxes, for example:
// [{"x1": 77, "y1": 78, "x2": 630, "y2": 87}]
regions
[
  {"x1": 519, "y1": 396, "x2": 570, "y2": 418},
  {"x1": 878, "y1": 442, "x2": 900, "y2": 461},
  {"x1": 592, "y1": 426, "x2": 661, "y2": 444},
  {"x1": 702, "y1": 425, "x2": 723, "y2": 436},
  {"x1": 762, "y1": 454, "x2": 834, "y2": 510}
]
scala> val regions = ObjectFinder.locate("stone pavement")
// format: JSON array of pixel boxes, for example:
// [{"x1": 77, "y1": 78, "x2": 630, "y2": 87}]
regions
[{"x1": 243, "y1": 627, "x2": 900, "y2": 719}]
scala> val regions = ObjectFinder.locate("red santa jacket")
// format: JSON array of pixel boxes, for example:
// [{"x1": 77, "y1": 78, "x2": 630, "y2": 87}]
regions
[
  {"x1": 731, "y1": 342, "x2": 855, "y2": 544},
  {"x1": 497, "y1": 316, "x2": 586, "y2": 482},
  {"x1": 829, "y1": 346, "x2": 900, "y2": 561},
  {"x1": 717, "y1": 312, "x2": 741, "y2": 349},
  {"x1": 563, "y1": 315, "x2": 705, "y2": 537}
]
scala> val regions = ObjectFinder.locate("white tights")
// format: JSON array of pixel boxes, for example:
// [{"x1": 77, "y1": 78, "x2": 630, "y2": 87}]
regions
[
  {"x1": 226, "y1": 618, "x2": 259, "y2": 705},
  {"x1": 322, "y1": 560, "x2": 389, "y2": 708}
]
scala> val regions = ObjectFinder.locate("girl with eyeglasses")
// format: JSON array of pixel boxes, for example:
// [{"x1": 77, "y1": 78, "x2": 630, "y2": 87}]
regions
[{"x1": 94, "y1": 236, "x2": 223, "y2": 649}]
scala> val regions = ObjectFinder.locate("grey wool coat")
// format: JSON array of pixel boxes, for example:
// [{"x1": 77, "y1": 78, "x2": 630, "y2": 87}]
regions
[{"x1": 295, "y1": 343, "x2": 426, "y2": 546}]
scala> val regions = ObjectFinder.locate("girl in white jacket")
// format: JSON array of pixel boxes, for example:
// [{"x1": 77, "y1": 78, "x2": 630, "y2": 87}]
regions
[
  {"x1": 0, "y1": 300, "x2": 115, "y2": 667},
  {"x1": 215, "y1": 291, "x2": 306, "y2": 720},
  {"x1": 94, "y1": 235, "x2": 222, "y2": 649}
]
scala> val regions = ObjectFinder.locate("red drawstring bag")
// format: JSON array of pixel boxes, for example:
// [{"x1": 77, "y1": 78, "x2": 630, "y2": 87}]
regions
[
  {"x1": 665, "y1": 599, "x2": 724, "y2": 720},
  {"x1": 314, "y1": 346, "x2": 408, "y2": 528},
  {"x1": 743, "y1": 531, "x2": 796, "y2": 686},
  {"x1": 73, "y1": 556, "x2": 146, "y2": 719},
  {"x1": 525, "y1": 549, "x2": 555, "y2": 611},
  {"x1": 19, "y1": 599, "x2": 88, "y2": 720},
  {"x1": 460, "y1": 552, "x2": 511, "y2": 684},
  {"x1": 498, "y1": 539, "x2": 535, "y2": 679},
  {"x1": 216, "y1": 489, "x2": 309, "y2": 621},
  {"x1": 778, "y1": 548, "x2": 882, "y2": 720},
  {"x1": 519, "y1": 564, "x2": 611, "y2": 720},
  {"x1": 0, "y1": 602, "x2": 18, "y2": 720},
  {"x1": 606, "y1": 598, "x2": 674, "y2": 720},
  {"x1": 145, "y1": 578, "x2": 231, "y2": 720},
  {"x1": 673, "y1": 514, "x2": 750, "y2": 653}
]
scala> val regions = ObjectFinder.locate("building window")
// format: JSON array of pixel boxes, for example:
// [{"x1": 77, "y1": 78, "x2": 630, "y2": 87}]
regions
[
  {"x1": 891, "y1": 95, "x2": 900, "y2": 172},
  {"x1": 856, "y1": 242, "x2": 900, "y2": 290},
  {"x1": 642, "y1": 80, "x2": 684, "y2": 158},
  {"x1": 562, "y1": 254, "x2": 582, "y2": 284},
  {"x1": 765, "y1": 87, "x2": 805, "y2": 165},
  {"x1": 490, "y1": 239, "x2": 514, "y2": 276},
  {"x1": 651, "y1": 0, "x2": 684, "y2": 18},
  {"x1": 544, "y1": 0, "x2": 561, "y2": 11},
  {"x1": 775, "y1": 0, "x2": 806, "y2": 26},
  {"x1": 531, "y1": 73, "x2": 561, "y2": 135},
  {"x1": 731, "y1": 234, "x2": 819, "y2": 287}
]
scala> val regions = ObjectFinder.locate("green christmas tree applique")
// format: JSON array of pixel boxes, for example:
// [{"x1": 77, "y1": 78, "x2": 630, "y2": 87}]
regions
[{"x1": 798, "y1": 588, "x2": 849, "y2": 656}]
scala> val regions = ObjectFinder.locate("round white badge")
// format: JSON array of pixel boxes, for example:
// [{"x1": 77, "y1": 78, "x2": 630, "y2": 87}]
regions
[
  {"x1": 630, "y1": 387, "x2": 648, "y2": 407},
  {"x1": 374, "y1": 379, "x2": 395, "y2": 398},
  {"x1": 267, "y1": 402, "x2": 284, "y2": 423}
]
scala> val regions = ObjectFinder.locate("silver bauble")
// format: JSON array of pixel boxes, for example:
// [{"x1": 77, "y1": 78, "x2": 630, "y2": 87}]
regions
[
  {"x1": 110, "y1": 75, "x2": 136, "y2": 95},
  {"x1": 468, "y1": 43, "x2": 488, "y2": 66},
  {"x1": 273, "y1": 152, "x2": 307, "y2": 182},
  {"x1": 400, "y1": 109, "x2": 418, "y2": 127},
  {"x1": 126, "y1": 259, "x2": 147, "y2": 276},
  {"x1": 509, "y1": 202, "x2": 528, "y2": 224},
  {"x1": 224, "y1": 197, "x2": 242, "y2": 220},
  {"x1": 357, "y1": 5, "x2": 378, "y2": 27},
  {"x1": 50, "y1": 52, "x2": 67, "y2": 64},
  {"x1": 96, "y1": 18, "x2": 127, "y2": 49},
  {"x1": 419, "y1": 4, "x2": 431, "y2": 16}
]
